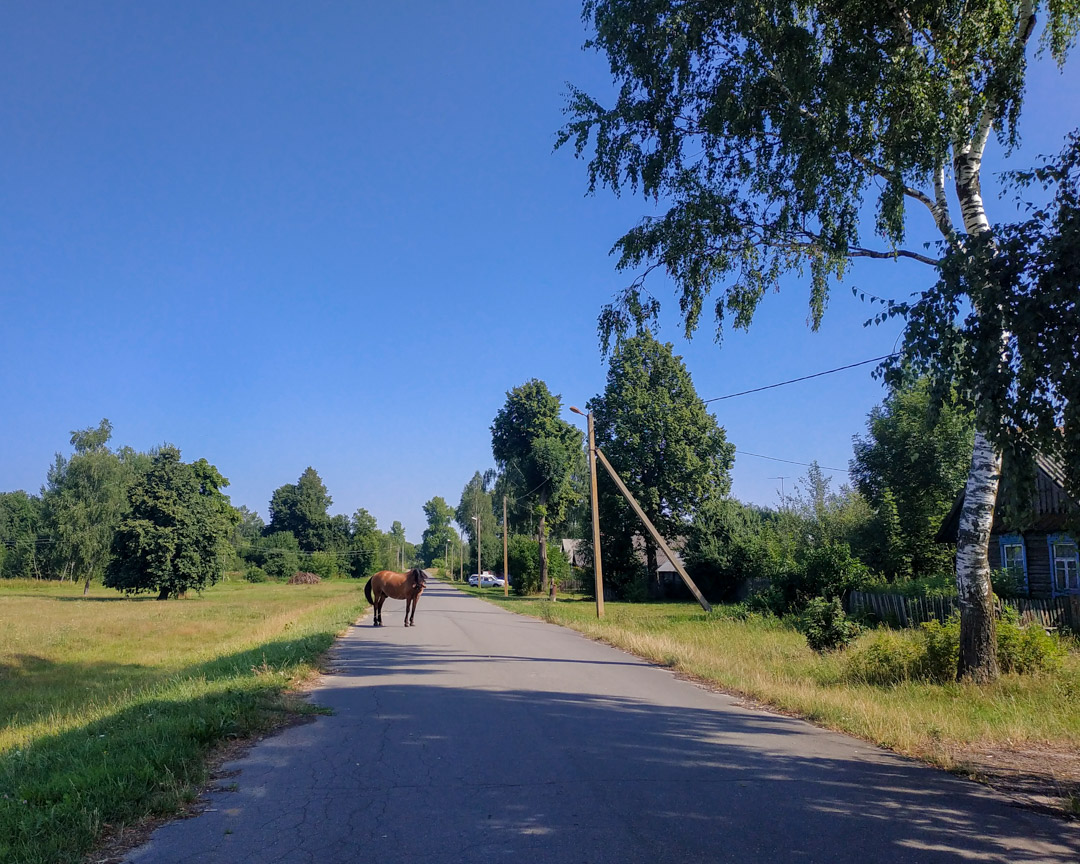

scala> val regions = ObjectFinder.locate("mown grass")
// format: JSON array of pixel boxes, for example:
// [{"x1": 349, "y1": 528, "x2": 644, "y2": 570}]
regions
[
  {"x1": 0, "y1": 578, "x2": 368, "y2": 864},
  {"x1": 478, "y1": 594, "x2": 1080, "y2": 762}
]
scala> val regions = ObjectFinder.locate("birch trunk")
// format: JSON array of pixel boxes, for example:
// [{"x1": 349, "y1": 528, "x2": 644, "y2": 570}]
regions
[
  {"x1": 954, "y1": 430, "x2": 1001, "y2": 681},
  {"x1": 949, "y1": 72, "x2": 1014, "y2": 680}
]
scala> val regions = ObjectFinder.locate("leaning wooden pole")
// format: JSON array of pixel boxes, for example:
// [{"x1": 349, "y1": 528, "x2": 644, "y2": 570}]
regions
[
  {"x1": 593, "y1": 447, "x2": 711, "y2": 613},
  {"x1": 503, "y1": 495, "x2": 509, "y2": 597}
]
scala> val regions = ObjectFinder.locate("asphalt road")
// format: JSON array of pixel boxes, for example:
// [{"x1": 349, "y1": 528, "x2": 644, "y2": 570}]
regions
[{"x1": 125, "y1": 580, "x2": 1080, "y2": 863}]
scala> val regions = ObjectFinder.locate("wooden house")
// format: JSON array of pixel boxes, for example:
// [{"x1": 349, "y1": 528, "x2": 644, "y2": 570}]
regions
[{"x1": 937, "y1": 453, "x2": 1078, "y2": 598}]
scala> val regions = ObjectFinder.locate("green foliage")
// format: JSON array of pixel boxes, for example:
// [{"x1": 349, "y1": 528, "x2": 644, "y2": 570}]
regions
[
  {"x1": 244, "y1": 565, "x2": 268, "y2": 583},
  {"x1": 588, "y1": 333, "x2": 734, "y2": 595},
  {"x1": 0, "y1": 490, "x2": 46, "y2": 579},
  {"x1": 491, "y1": 379, "x2": 585, "y2": 586},
  {"x1": 41, "y1": 420, "x2": 148, "y2": 591},
  {"x1": 507, "y1": 534, "x2": 541, "y2": 594},
  {"x1": 843, "y1": 614, "x2": 1065, "y2": 685},
  {"x1": 267, "y1": 467, "x2": 333, "y2": 553},
  {"x1": 455, "y1": 472, "x2": 500, "y2": 575},
  {"x1": 104, "y1": 447, "x2": 235, "y2": 599},
  {"x1": 886, "y1": 131, "x2": 1080, "y2": 499},
  {"x1": 851, "y1": 381, "x2": 974, "y2": 580},
  {"x1": 256, "y1": 531, "x2": 301, "y2": 582},
  {"x1": 798, "y1": 597, "x2": 862, "y2": 653},
  {"x1": 307, "y1": 550, "x2": 341, "y2": 581},
  {"x1": 561, "y1": 1, "x2": 1077, "y2": 346},
  {"x1": 420, "y1": 496, "x2": 458, "y2": 567}
]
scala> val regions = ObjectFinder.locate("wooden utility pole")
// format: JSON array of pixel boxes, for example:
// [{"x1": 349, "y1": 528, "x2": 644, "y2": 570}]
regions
[
  {"x1": 503, "y1": 495, "x2": 509, "y2": 597},
  {"x1": 593, "y1": 447, "x2": 712, "y2": 613},
  {"x1": 586, "y1": 411, "x2": 605, "y2": 618}
]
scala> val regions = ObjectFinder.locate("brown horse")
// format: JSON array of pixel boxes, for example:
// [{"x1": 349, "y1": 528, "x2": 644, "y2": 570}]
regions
[{"x1": 364, "y1": 568, "x2": 426, "y2": 627}]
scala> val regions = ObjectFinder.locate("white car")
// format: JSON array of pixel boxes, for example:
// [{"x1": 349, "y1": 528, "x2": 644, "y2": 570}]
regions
[{"x1": 468, "y1": 573, "x2": 506, "y2": 588}]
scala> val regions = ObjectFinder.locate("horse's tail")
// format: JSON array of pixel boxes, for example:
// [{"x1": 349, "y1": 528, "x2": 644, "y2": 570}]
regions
[{"x1": 364, "y1": 577, "x2": 374, "y2": 605}]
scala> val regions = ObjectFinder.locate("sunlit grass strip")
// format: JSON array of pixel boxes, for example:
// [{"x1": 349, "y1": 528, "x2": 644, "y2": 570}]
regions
[
  {"x1": 480, "y1": 595, "x2": 1080, "y2": 760},
  {"x1": 0, "y1": 580, "x2": 368, "y2": 864}
]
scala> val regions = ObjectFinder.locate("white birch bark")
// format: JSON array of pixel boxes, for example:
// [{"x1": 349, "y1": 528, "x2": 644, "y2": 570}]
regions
[{"x1": 946, "y1": 0, "x2": 1035, "y2": 681}]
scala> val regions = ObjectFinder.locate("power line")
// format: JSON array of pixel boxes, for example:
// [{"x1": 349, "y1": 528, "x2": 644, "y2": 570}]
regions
[
  {"x1": 703, "y1": 353, "x2": 898, "y2": 403},
  {"x1": 736, "y1": 450, "x2": 850, "y2": 474}
]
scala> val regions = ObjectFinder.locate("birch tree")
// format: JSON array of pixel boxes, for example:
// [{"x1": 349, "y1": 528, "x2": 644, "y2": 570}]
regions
[{"x1": 559, "y1": 0, "x2": 1078, "y2": 681}]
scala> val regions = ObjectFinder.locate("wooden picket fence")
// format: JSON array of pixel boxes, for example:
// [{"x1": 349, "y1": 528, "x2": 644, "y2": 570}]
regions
[{"x1": 847, "y1": 589, "x2": 1080, "y2": 632}]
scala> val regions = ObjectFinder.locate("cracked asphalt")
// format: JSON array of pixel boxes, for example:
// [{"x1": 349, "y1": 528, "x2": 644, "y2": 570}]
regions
[{"x1": 124, "y1": 580, "x2": 1080, "y2": 863}]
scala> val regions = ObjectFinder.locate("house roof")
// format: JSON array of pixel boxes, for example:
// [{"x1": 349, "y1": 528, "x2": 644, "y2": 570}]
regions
[{"x1": 936, "y1": 451, "x2": 1077, "y2": 543}]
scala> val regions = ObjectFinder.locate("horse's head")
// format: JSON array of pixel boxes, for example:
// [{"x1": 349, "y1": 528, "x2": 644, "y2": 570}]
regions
[{"x1": 412, "y1": 568, "x2": 427, "y2": 588}]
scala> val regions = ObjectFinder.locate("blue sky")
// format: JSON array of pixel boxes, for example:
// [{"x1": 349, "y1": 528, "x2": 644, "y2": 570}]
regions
[{"x1": 2, "y1": 2, "x2": 1077, "y2": 540}]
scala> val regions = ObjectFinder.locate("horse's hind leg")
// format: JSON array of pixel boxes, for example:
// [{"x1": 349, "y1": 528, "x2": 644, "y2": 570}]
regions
[{"x1": 374, "y1": 594, "x2": 385, "y2": 626}]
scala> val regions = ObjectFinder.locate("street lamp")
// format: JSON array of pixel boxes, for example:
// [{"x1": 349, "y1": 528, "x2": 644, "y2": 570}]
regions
[{"x1": 569, "y1": 406, "x2": 604, "y2": 619}]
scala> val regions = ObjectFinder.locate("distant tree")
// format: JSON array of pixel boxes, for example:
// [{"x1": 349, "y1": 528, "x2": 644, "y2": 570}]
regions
[
  {"x1": 420, "y1": 496, "x2": 457, "y2": 567},
  {"x1": 491, "y1": 380, "x2": 585, "y2": 598},
  {"x1": 349, "y1": 508, "x2": 379, "y2": 578},
  {"x1": 587, "y1": 334, "x2": 734, "y2": 596},
  {"x1": 267, "y1": 467, "x2": 332, "y2": 552},
  {"x1": 257, "y1": 531, "x2": 302, "y2": 581},
  {"x1": 105, "y1": 447, "x2": 236, "y2": 599},
  {"x1": 0, "y1": 490, "x2": 45, "y2": 579},
  {"x1": 852, "y1": 381, "x2": 975, "y2": 580},
  {"x1": 42, "y1": 420, "x2": 142, "y2": 594},
  {"x1": 455, "y1": 472, "x2": 500, "y2": 576},
  {"x1": 232, "y1": 506, "x2": 266, "y2": 547}
]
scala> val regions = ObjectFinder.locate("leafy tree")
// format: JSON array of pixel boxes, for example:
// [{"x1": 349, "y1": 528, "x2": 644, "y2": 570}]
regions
[
  {"x1": 852, "y1": 381, "x2": 975, "y2": 580},
  {"x1": 560, "y1": 0, "x2": 1079, "y2": 681},
  {"x1": 455, "y1": 471, "x2": 500, "y2": 576},
  {"x1": 0, "y1": 490, "x2": 45, "y2": 579},
  {"x1": 256, "y1": 531, "x2": 302, "y2": 581},
  {"x1": 267, "y1": 467, "x2": 332, "y2": 552},
  {"x1": 420, "y1": 496, "x2": 458, "y2": 566},
  {"x1": 587, "y1": 333, "x2": 734, "y2": 596},
  {"x1": 41, "y1": 420, "x2": 143, "y2": 594},
  {"x1": 105, "y1": 447, "x2": 236, "y2": 599},
  {"x1": 232, "y1": 505, "x2": 266, "y2": 547},
  {"x1": 349, "y1": 507, "x2": 379, "y2": 578},
  {"x1": 491, "y1": 380, "x2": 585, "y2": 597}
]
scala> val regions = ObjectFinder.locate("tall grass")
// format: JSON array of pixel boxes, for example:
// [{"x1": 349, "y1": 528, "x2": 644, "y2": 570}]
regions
[
  {"x1": 483, "y1": 595, "x2": 1080, "y2": 761},
  {"x1": 0, "y1": 579, "x2": 367, "y2": 864}
]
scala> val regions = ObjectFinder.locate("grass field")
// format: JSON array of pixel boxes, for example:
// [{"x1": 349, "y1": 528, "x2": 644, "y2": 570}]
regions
[
  {"x1": 467, "y1": 589, "x2": 1080, "y2": 808},
  {"x1": 0, "y1": 578, "x2": 368, "y2": 864}
]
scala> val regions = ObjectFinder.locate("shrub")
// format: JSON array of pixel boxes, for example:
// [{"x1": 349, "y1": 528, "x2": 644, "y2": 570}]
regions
[
  {"x1": 244, "y1": 565, "x2": 268, "y2": 583},
  {"x1": 990, "y1": 568, "x2": 1026, "y2": 599},
  {"x1": 308, "y1": 551, "x2": 341, "y2": 581},
  {"x1": 996, "y1": 618, "x2": 1065, "y2": 673},
  {"x1": 919, "y1": 616, "x2": 962, "y2": 682},
  {"x1": 842, "y1": 629, "x2": 925, "y2": 685},
  {"x1": 841, "y1": 612, "x2": 1066, "y2": 685},
  {"x1": 798, "y1": 597, "x2": 862, "y2": 652}
]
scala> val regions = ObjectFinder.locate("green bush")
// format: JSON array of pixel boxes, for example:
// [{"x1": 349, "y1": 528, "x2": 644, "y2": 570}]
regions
[
  {"x1": 798, "y1": 597, "x2": 862, "y2": 652},
  {"x1": 841, "y1": 612, "x2": 1065, "y2": 685},
  {"x1": 308, "y1": 551, "x2": 341, "y2": 581},
  {"x1": 997, "y1": 618, "x2": 1065, "y2": 673},
  {"x1": 990, "y1": 568, "x2": 1026, "y2": 599},
  {"x1": 244, "y1": 565, "x2": 268, "y2": 584},
  {"x1": 842, "y1": 629, "x2": 925, "y2": 685}
]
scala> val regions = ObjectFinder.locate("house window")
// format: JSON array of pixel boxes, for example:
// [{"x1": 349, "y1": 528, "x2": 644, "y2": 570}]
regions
[
  {"x1": 1048, "y1": 535, "x2": 1079, "y2": 596},
  {"x1": 998, "y1": 535, "x2": 1028, "y2": 592}
]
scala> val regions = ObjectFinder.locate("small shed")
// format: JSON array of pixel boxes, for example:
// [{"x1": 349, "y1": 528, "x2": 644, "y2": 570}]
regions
[{"x1": 936, "y1": 453, "x2": 1078, "y2": 598}]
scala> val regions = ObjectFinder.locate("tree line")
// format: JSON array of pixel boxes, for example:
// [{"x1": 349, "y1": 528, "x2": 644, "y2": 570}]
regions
[
  {"x1": 422, "y1": 331, "x2": 974, "y2": 608},
  {"x1": 0, "y1": 421, "x2": 416, "y2": 597}
]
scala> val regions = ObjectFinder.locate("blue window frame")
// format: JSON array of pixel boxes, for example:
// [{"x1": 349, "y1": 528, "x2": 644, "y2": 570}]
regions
[
  {"x1": 1047, "y1": 534, "x2": 1079, "y2": 596},
  {"x1": 998, "y1": 534, "x2": 1028, "y2": 594}
]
